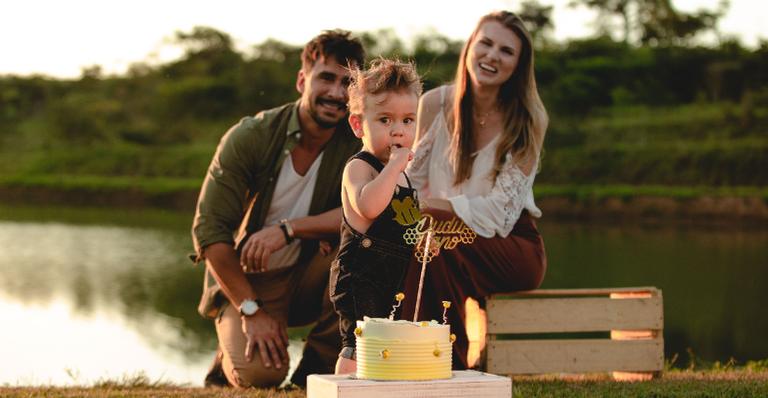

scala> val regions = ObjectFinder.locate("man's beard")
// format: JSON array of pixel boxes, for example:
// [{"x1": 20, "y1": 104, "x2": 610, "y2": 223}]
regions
[{"x1": 310, "y1": 98, "x2": 346, "y2": 129}]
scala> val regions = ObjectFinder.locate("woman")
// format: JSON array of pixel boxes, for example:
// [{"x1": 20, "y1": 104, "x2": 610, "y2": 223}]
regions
[{"x1": 401, "y1": 11, "x2": 548, "y2": 369}]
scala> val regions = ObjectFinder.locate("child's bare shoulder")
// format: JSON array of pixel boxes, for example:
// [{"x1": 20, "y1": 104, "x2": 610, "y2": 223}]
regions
[{"x1": 343, "y1": 158, "x2": 377, "y2": 182}]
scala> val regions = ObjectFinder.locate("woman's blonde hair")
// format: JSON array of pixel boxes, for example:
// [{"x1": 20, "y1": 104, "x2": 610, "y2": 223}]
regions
[
  {"x1": 451, "y1": 11, "x2": 548, "y2": 185},
  {"x1": 348, "y1": 58, "x2": 422, "y2": 115}
]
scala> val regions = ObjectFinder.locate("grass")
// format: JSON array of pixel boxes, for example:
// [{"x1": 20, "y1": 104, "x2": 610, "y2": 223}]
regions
[
  {"x1": 3, "y1": 174, "x2": 767, "y2": 201},
  {"x1": 512, "y1": 371, "x2": 768, "y2": 398},
  {"x1": 2, "y1": 101, "x2": 768, "y2": 186},
  {"x1": 0, "y1": 174, "x2": 201, "y2": 194},
  {"x1": 2, "y1": 367, "x2": 767, "y2": 398},
  {"x1": 534, "y1": 183, "x2": 768, "y2": 201}
]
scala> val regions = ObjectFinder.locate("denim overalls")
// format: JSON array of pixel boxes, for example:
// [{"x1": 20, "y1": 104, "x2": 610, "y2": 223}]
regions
[{"x1": 329, "y1": 151, "x2": 420, "y2": 351}]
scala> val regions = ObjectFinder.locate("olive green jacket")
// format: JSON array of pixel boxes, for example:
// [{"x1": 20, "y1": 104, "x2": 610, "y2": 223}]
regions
[{"x1": 192, "y1": 101, "x2": 361, "y2": 318}]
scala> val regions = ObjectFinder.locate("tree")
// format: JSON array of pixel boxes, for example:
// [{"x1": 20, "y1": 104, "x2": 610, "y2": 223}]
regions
[
  {"x1": 637, "y1": 0, "x2": 727, "y2": 46},
  {"x1": 251, "y1": 39, "x2": 300, "y2": 63},
  {"x1": 173, "y1": 26, "x2": 234, "y2": 55},
  {"x1": 570, "y1": 0, "x2": 632, "y2": 43},
  {"x1": 570, "y1": 0, "x2": 729, "y2": 46},
  {"x1": 518, "y1": 0, "x2": 555, "y2": 48},
  {"x1": 359, "y1": 29, "x2": 406, "y2": 58}
]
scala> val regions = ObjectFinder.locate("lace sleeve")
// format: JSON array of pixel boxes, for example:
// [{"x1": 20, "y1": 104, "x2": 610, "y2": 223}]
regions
[{"x1": 448, "y1": 154, "x2": 536, "y2": 238}]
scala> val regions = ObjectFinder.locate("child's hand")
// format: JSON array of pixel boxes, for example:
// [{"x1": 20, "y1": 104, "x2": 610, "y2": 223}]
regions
[{"x1": 389, "y1": 146, "x2": 413, "y2": 172}]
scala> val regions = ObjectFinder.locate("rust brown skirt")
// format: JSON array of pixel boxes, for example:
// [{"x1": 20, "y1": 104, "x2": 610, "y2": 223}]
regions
[{"x1": 399, "y1": 209, "x2": 547, "y2": 369}]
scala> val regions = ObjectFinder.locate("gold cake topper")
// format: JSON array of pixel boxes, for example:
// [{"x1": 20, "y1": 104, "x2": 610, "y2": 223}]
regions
[
  {"x1": 389, "y1": 292, "x2": 405, "y2": 320},
  {"x1": 442, "y1": 301, "x2": 451, "y2": 324},
  {"x1": 403, "y1": 214, "x2": 476, "y2": 263}
]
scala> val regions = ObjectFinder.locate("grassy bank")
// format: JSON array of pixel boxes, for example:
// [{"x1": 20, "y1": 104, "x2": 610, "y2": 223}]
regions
[
  {"x1": 2, "y1": 367, "x2": 767, "y2": 397},
  {"x1": 2, "y1": 174, "x2": 767, "y2": 220},
  {"x1": 4, "y1": 174, "x2": 768, "y2": 200},
  {"x1": 0, "y1": 174, "x2": 201, "y2": 193},
  {"x1": 3, "y1": 100, "x2": 767, "y2": 186},
  {"x1": 0, "y1": 174, "x2": 201, "y2": 211},
  {"x1": 535, "y1": 183, "x2": 768, "y2": 201}
]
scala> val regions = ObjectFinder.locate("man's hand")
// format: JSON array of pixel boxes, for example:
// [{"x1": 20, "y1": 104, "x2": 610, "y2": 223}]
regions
[
  {"x1": 240, "y1": 225, "x2": 287, "y2": 272},
  {"x1": 241, "y1": 310, "x2": 289, "y2": 369}
]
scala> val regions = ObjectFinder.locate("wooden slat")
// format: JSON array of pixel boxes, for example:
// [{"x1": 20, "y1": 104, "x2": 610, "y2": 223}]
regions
[
  {"x1": 489, "y1": 287, "x2": 660, "y2": 299},
  {"x1": 486, "y1": 296, "x2": 663, "y2": 334},
  {"x1": 486, "y1": 338, "x2": 664, "y2": 374},
  {"x1": 307, "y1": 370, "x2": 511, "y2": 398}
]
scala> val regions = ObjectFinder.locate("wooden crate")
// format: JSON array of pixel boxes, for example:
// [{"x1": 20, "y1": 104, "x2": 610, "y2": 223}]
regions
[
  {"x1": 485, "y1": 287, "x2": 664, "y2": 379},
  {"x1": 307, "y1": 370, "x2": 511, "y2": 398}
]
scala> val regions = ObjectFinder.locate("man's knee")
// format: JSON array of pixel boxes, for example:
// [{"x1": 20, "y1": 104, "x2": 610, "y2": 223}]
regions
[
  {"x1": 226, "y1": 361, "x2": 288, "y2": 388},
  {"x1": 221, "y1": 341, "x2": 288, "y2": 388}
]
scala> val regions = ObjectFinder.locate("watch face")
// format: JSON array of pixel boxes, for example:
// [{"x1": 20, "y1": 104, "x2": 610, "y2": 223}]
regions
[{"x1": 240, "y1": 300, "x2": 259, "y2": 316}]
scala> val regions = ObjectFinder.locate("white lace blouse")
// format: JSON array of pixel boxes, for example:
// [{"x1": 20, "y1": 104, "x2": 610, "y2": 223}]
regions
[{"x1": 406, "y1": 87, "x2": 542, "y2": 238}]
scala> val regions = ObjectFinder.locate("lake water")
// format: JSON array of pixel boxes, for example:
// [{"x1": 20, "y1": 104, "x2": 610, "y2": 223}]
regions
[{"x1": 1, "y1": 205, "x2": 766, "y2": 385}]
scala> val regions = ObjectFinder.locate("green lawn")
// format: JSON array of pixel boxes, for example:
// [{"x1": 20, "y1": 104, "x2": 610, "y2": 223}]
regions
[
  {"x1": 3, "y1": 174, "x2": 767, "y2": 201},
  {"x1": 3, "y1": 367, "x2": 767, "y2": 398}
]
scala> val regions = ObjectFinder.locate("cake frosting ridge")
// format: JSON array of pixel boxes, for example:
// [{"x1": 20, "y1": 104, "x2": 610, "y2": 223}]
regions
[{"x1": 355, "y1": 316, "x2": 452, "y2": 380}]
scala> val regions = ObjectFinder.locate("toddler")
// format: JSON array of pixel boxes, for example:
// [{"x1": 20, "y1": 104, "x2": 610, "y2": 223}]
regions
[{"x1": 329, "y1": 59, "x2": 423, "y2": 374}]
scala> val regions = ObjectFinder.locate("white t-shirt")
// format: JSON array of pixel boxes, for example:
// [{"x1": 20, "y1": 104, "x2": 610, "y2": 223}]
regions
[
  {"x1": 406, "y1": 86, "x2": 541, "y2": 238},
  {"x1": 263, "y1": 151, "x2": 324, "y2": 269}
]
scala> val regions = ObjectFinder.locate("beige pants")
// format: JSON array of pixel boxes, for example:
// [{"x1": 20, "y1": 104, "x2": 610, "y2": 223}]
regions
[{"x1": 214, "y1": 249, "x2": 340, "y2": 387}]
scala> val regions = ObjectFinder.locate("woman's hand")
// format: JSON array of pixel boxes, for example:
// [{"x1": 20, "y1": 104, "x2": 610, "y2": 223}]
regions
[{"x1": 240, "y1": 225, "x2": 287, "y2": 273}]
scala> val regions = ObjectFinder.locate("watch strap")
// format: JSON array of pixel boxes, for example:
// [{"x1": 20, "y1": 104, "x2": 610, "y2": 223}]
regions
[{"x1": 279, "y1": 219, "x2": 294, "y2": 244}]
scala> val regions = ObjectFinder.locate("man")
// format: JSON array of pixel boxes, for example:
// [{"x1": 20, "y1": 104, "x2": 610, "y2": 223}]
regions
[{"x1": 192, "y1": 30, "x2": 365, "y2": 388}]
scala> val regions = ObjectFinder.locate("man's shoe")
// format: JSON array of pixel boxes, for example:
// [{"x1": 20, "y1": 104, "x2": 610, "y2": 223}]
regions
[{"x1": 204, "y1": 348, "x2": 229, "y2": 387}]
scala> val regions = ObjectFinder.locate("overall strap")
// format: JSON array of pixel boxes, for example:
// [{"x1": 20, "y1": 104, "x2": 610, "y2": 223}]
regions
[
  {"x1": 403, "y1": 172, "x2": 414, "y2": 189},
  {"x1": 351, "y1": 151, "x2": 384, "y2": 173}
]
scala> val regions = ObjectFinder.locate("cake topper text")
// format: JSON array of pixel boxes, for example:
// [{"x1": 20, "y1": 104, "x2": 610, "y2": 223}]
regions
[{"x1": 404, "y1": 214, "x2": 477, "y2": 262}]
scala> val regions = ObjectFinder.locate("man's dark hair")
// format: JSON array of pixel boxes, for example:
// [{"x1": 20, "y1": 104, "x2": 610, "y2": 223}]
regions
[{"x1": 301, "y1": 30, "x2": 365, "y2": 71}]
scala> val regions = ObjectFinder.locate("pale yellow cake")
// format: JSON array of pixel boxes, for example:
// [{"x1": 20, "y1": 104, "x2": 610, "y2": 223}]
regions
[{"x1": 355, "y1": 316, "x2": 453, "y2": 380}]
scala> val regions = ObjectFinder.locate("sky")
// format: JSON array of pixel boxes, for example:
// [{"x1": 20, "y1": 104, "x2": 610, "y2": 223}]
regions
[{"x1": 1, "y1": 0, "x2": 765, "y2": 78}]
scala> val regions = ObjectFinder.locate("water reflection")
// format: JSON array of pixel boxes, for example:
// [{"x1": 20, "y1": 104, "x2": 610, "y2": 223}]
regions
[
  {"x1": 2, "y1": 300, "x2": 208, "y2": 386},
  {"x1": 1, "y1": 221, "x2": 214, "y2": 356},
  {"x1": 0, "y1": 207, "x2": 311, "y2": 386},
  {"x1": 0, "y1": 216, "x2": 212, "y2": 385}
]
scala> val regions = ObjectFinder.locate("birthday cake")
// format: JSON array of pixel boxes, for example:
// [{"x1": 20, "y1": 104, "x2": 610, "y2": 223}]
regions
[{"x1": 355, "y1": 316, "x2": 453, "y2": 380}]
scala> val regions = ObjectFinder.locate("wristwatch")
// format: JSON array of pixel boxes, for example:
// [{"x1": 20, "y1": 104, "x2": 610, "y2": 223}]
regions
[
  {"x1": 279, "y1": 218, "x2": 295, "y2": 244},
  {"x1": 239, "y1": 298, "x2": 262, "y2": 317}
]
